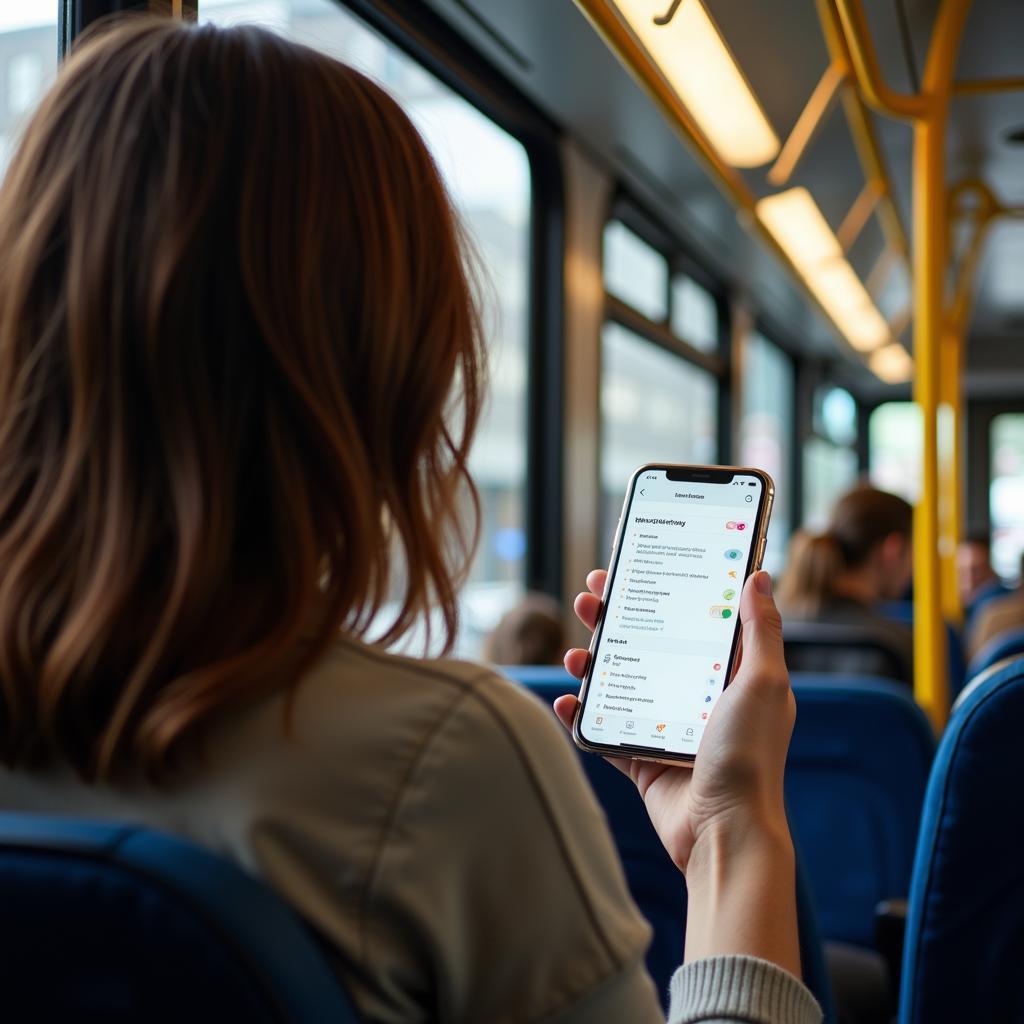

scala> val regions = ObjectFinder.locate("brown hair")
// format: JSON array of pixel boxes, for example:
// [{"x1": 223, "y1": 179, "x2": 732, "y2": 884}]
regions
[
  {"x1": 0, "y1": 18, "x2": 484, "y2": 779},
  {"x1": 778, "y1": 486, "x2": 912, "y2": 617},
  {"x1": 483, "y1": 594, "x2": 566, "y2": 666}
]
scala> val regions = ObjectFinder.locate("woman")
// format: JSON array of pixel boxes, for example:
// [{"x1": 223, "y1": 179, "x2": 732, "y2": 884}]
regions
[
  {"x1": 777, "y1": 486, "x2": 914, "y2": 683},
  {"x1": 0, "y1": 19, "x2": 818, "y2": 1024}
]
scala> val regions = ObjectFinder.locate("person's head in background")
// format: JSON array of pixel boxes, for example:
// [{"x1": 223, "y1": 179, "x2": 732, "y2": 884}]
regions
[
  {"x1": 484, "y1": 594, "x2": 565, "y2": 666},
  {"x1": 957, "y1": 529, "x2": 999, "y2": 605},
  {"x1": 777, "y1": 486, "x2": 913, "y2": 618},
  {"x1": 0, "y1": 19, "x2": 485, "y2": 781}
]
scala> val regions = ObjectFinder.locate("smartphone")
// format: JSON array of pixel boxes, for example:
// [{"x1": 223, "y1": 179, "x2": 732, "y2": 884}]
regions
[{"x1": 572, "y1": 464, "x2": 774, "y2": 765}]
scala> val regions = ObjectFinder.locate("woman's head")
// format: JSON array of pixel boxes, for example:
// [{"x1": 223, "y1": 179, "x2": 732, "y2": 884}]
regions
[
  {"x1": 0, "y1": 18, "x2": 484, "y2": 778},
  {"x1": 778, "y1": 486, "x2": 913, "y2": 616}
]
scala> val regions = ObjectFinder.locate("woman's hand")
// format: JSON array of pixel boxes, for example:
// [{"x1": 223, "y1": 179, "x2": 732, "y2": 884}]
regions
[
  {"x1": 557, "y1": 567, "x2": 802, "y2": 977},
  {"x1": 556, "y1": 568, "x2": 795, "y2": 874}
]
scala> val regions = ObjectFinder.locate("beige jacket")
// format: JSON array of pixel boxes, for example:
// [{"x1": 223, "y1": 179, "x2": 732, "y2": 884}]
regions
[{"x1": 0, "y1": 638, "x2": 660, "y2": 1022}]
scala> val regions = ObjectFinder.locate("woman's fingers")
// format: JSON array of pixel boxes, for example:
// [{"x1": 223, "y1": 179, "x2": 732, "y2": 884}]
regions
[
  {"x1": 551, "y1": 693, "x2": 635, "y2": 779},
  {"x1": 553, "y1": 693, "x2": 579, "y2": 730},
  {"x1": 572, "y1": 570, "x2": 607, "y2": 632},
  {"x1": 564, "y1": 647, "x2": 590, "y2": 679},
  {"x1": 573, "y1": 592, "x2": 602, "y2": 632},
  {"x1": 735, "y1": 571, "x2": 788, "y2": 692}
]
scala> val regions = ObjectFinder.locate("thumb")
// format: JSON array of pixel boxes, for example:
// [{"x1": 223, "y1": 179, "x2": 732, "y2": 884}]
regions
[{"x1": 736, "y1": 571, "x2": 786, "y2": 680}]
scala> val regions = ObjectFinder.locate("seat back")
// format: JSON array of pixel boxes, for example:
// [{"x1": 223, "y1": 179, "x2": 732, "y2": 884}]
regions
[
  {"x1": 504, "y1": 665, "x2": 837, "y2": 1021},
  {"x1": 899, "y1": 657, "x2": 1024, "y2": 1024},
  {"x1": 965, "y1": 625, "x2": 1024, "y2": 681},
  {"x1": 877, "y1": 600, "x2": 966, "y2": 699},
  {"x1": 786, "y1": 674, "x2": 935, "y2": 948},
  {"x1": 0, "y1": 814, "x2": 359, "y2": 1024},
  {"x1": 783, "y1": 621, "x2": 912, "y2": 685}
]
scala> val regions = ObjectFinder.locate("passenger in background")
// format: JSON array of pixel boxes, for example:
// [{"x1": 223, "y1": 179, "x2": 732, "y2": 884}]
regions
[
  {"x1": 958, "y1": 529, "x2": 1009, "y2": 625},
  {"x1": 777, "y1": 487, "x2": 915, "y2": 684},
  {"x1": 483, "y1": 593, "x2": 565, "y2": 665},
  {"x1": 967, "y1": 550, "x2": 1024, "y2": 660}
]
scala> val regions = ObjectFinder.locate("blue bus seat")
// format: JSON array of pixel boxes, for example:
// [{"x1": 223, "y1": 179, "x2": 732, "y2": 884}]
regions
[
  {"x1": 503, "y1": 664, "x2": 837, "y2": 1021},
  {"x1": 899, "y1": 656, "x2": 1024, "y2": 1023},
  {"x1": 0, "y1": 813, "x2": 359, "y2": 1023},
  {"x1": 786, "y1": 674, "x2": 935, "y2": 949},
  {"x1": 878, "y1": 600, "x2": 966, "y2": 699},
  {"x1": 965, "y1": 625, "x2": 1024, "y2": 681}
]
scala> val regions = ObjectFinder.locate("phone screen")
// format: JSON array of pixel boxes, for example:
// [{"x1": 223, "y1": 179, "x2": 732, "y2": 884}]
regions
[{"x1": 577, "y1": 466, "x2": 772, "y2": 760}]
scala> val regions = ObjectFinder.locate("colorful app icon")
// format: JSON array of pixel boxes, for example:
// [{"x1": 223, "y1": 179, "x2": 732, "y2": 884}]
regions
[
  {"x1": 724, "y1": 548, "x2": 743, "y2": 560},
  {"x1": 704, "y1": 695, "x2": 712, "y2": 703},
  {"x1": 709, "y1": 605, "x2": 735, "y2": 619},
  {"x1": 736, "y1": 522, "x2": 747, "y2": 531},
  {"x1": 725, "y1": 520, "x2": 738, "y2": 530},
  {"x1": 722, "y1": 588, "x2": 736, "y2": 600},
  {"x1": 727, "y1": 570, "x2": 738, "y2": 579},
  {"x1": 713, "y1": 662, "x2": 722, "y2": 671},
  {"x1": 701, "y1": 712, "x2": 708, "y2": 720},
  {"x1": 655, "y1": 723, "x2": 666, "y2": 733}
]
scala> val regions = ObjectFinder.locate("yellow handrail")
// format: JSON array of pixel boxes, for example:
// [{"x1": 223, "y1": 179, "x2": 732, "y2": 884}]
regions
[{"x1": 833, "y1": 0, "x2": 978, "y2": 731}]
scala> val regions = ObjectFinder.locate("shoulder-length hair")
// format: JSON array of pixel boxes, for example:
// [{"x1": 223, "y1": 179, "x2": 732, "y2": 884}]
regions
[{"x1": 0, "y1": 18, "x2": 483, "y2": 780}]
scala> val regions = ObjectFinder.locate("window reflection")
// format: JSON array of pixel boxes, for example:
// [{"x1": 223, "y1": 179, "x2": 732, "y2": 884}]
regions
[
  {"x1": 803, "y1": 438, "x2": 858, "y2": 531},
  {"x1": 816, "y1": 386, "x2": 857, "y2": 447},
  {"x1": 671, "y1": 275, "x2": 718, "y2": 353},
  {"x1": 0, "y1": 6, "x2": 57, "y2": 180},
  {"x1": 202, "y1": 0, "x2": 531, "y2": 655},
  {"x1": 600, "y1": 322, "x2": 717, "y2": 557},
  {"x1": 989, "y1": 413, "x2": 1024, "y2": 582},
  {"x1": 869, "y1": 402, "x2": 922, "y2": 504},
  {"x1": 739, "y1": 333, "x2": 793, "y2": 574},
  {"x1": 603, "y1": 221, "x2": 669, "y2": 322}
]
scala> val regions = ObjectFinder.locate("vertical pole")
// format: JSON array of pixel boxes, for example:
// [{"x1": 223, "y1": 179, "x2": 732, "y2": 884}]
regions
[
  {"x1": 913, "y1": 115, "x2": 948, "y2": 730},
  {"x1": 912, "y1": 0, "x2": 972, "y2": 730}
]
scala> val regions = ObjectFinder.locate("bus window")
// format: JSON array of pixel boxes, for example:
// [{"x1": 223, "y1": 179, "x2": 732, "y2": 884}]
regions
[
  {"x1": 803, "y1": 439, "x2": 858, "y2": 530},
  {"x1": 739, "y1": 333, "x2": 793, "y2": 574},
  {"x1": 990, "y1": 413, "x2": 1024, "y2": 582},
  {"x1": 870, "y1": 402, "x2": 922, "y2": 503},
  {"x1": 600, "y1": 322, "x2": 717, "y2": 558},
  {"x1": 603, "y1": 220, "x2": 669, "y2": 322},
  {"x1": 202, "y1": 0, "x2": 532, "y2": 656},
  {"x1": 671, "y1": 275, "x2": 718, "y2": 353},
  {"x1": 803, "y1": 387, "x2": 859, "y2": 529},
  {"x1": 0, "y1": 5, "x2": 57, "y2": 179}
]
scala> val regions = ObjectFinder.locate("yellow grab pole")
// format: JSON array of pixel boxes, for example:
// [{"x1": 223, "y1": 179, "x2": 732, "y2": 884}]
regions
[
  {"x1": 910, "y1": 0, "x2": 973, "y2": 731},
  {"x1": 914, "y1": 113, "x2": 949, "y2": 731}
]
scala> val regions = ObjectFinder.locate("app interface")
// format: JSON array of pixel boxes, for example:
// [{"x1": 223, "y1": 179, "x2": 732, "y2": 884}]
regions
[{"x1": 580, "y1": 470, "x2": 766, "y2": 756}]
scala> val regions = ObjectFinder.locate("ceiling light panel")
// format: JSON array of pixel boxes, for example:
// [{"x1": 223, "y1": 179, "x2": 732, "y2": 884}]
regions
[
  {"x1": 611, "y1": 0, "x2": 780, "y2": 168},
  {"x1": 757, "y1": 187, "x2": 894, "y2": 356},
  {"x1": 869, "y1": 343, "x2": 914, "y2": 384}
]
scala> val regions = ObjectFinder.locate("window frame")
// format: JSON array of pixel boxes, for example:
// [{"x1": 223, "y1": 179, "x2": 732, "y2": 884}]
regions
[{"x1": 598, "y1": 195, "x2": 730, "y2": 562}]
